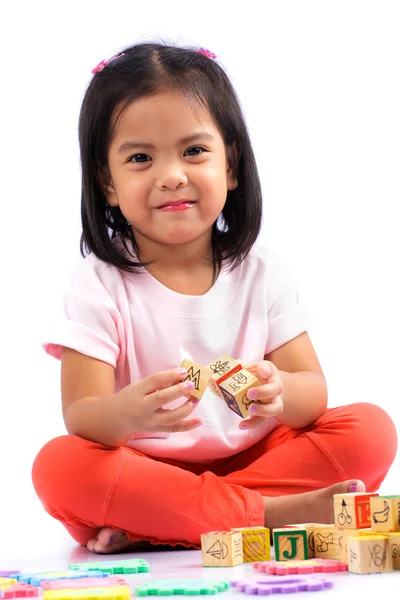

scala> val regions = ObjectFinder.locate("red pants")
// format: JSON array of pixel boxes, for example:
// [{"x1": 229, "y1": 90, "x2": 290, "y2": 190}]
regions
[{"x1": 32, "y1": 402, "x2": 397, "y2": 548}]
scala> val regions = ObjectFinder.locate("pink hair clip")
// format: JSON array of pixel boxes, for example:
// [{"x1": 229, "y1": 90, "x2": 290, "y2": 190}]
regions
[
  {"x1": 198, "y1": 48, "x2": 217, "y2": 59},
  {"x1": 92, "y1": 53, "x2": 125, "y2": 75}
]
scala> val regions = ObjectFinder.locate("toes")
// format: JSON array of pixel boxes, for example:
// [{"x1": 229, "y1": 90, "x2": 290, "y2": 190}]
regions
[
  {"x1": 97, "y1": 527, "x2": 126, "y2": 548},
  {"x1": 86, "y1": 538, "x2": 99, "y2": 553}
]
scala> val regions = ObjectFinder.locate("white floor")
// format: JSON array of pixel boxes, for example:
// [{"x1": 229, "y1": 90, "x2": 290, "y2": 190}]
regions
[{"x1": 2, "y1": 479, "x2": 400, "y2": 600}]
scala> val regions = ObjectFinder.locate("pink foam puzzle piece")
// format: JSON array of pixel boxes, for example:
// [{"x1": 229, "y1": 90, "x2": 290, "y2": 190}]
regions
[
  {"x1": 232, "y1": 576, "x2": 333, "y2": 594},
  {"x1": 1, "y1": 583, "x2": 39, "y2": 598},
  {"x1": 253, "y1": 559, "x2": 347, "y2": 574},
  {"x1": 41, "y1": 577, "x2": 128, "y2": 590}
]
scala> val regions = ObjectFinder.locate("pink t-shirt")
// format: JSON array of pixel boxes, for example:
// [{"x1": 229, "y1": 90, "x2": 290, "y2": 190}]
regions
[{"x1": 43, "y1": 241, "x2": 310, "y2": 463}]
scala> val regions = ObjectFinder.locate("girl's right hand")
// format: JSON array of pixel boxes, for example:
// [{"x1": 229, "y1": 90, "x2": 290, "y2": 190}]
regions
[{"x1": 118, "y1": 368, "x2": 202, "y2": 433}]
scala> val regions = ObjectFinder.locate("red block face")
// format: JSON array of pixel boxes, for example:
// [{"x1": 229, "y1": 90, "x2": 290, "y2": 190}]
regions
[{"x1": 355, "y1": 494, "x2": 379, "y2": 528}]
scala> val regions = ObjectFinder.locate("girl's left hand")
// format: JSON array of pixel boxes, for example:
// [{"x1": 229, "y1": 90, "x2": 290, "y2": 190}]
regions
[{"x1": 238, "y1": 360, "x2": 284, "y2": 430}]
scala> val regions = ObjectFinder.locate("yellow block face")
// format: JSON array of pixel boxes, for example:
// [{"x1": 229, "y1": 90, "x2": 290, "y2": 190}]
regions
[
  {"x1": 347, "y1": 536, "x2": 392, "y2": 574},
  {"x1": 313, "y1": 525, "x2": 342, "y2": 560},
  {"x1": 219, "y1": 369, "x2": 261, "y2": 417},
  {"x1": 180, "y1": 360, "x2": 212, "y2": 400},
  {"x1": 389, "y1": 532, "x2": 400, "y2": 569},
  {"x1": 201, "y1": 531, "x2": 243, "y2": 567},
  {"x1": 370, "y1": 496, "x2": 400, "y2": 532},
  {"x1": 232, "y1": 527, "x2": 270, "y2": 562}
]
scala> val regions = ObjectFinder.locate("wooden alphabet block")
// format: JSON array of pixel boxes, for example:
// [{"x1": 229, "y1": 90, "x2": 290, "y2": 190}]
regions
[
  {"x1": 179, "y1": 359, "x2": 212, "y2": 401},
  {"x1": 347, "y1": 535, "x2": 392, "y2": 574},
  {"x1": 231, "y1": 527, "x2": 270, "y2": 562},
  {"x1": 333, "y1": 492, "x2": 378, "y2": 529},
  {"x1": 313, "y1": 525, "x2": 343, "y2": 560},
  {"x1": 370, "y1": 495, "x2": 400, "y2": 532},
  {"x1": 388, "y1": 532, "x2": 400, "y2": 569},
  {"x1": 284, "y1": 523, "x2": 326, "y2": 559},
  {"x1": 338, "y1": 528, "x2": 360, "y2": 564},
  {"x1": 207, "y1": 354, "x2": 239, "y2": 401},
  {"x1": 273, "y1": 528, "x2": 308, "y2": 561},
  {"x1": 201, "y1": 531, "x2": 243, "y2": 567},
  {"x1": 219, "y1": 368, "x2": 261, "y2": 418}
]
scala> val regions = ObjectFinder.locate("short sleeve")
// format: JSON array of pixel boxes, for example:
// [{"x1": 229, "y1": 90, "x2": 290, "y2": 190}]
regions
[
  {"x1": 42, "y1": 260, "x2": 120, "y2": 368},
  {"x1": 264, "y1": 250, "x2": 311, "y2": 355}
]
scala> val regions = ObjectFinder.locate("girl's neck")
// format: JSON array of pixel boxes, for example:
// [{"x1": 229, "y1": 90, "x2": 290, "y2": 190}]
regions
[{"x1": 135, "y1": 237, "x2": 218, "y2": 296}]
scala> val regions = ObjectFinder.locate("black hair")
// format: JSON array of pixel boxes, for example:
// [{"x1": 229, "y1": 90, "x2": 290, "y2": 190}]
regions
[{"x1": 79, "y1": 39, "x2": 263, "y2": 273}]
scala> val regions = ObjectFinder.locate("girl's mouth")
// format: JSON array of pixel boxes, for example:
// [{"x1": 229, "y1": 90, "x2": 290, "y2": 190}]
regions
[{"x1": 157, "y1": 201, "x2": 196, "y2": 212}]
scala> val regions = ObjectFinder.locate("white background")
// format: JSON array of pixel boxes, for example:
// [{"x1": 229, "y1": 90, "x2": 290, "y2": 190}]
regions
[{"x1": 0, "y1": 0, "x2": 399, "y2": 538}]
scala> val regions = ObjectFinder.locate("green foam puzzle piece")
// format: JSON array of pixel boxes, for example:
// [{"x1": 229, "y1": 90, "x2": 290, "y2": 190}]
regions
[
  {"x1": 135, "y1": 580, "x2": 230, "y2": 596},
  {"x1": 68, "y1": 559, "x2": 150, "y2": 574}
]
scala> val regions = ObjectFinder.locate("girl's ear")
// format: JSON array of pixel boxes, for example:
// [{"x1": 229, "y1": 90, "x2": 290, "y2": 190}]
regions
[
  {"x1": 226, "y1": 143, "x2": 239, "y2": 191},
  {"x1": 96, "y1": 167, "x2": 119, "y2": 206}
]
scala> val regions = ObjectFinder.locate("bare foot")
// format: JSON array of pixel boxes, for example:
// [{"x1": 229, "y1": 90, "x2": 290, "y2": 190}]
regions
[
  {"x1": 263, "y1": 479, "x2": 366, "y2": 529},
  {"x1": 87, "y1": 527, "x2": 138, "y2": 554}
]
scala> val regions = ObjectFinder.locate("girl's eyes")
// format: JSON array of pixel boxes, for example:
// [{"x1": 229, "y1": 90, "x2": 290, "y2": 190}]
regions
[{"x1": 128, "y1": 146, "x2": 206, "y2": 163}]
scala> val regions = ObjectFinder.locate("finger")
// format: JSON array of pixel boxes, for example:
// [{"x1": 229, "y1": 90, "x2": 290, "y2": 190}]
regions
[
  {"x1": 147, "y1": 379, "x2": 198, "y2": 410},
  {"x1": 248, "y1": 397, "x2": 283, "y2": 418},
  {"x1": 247, "y1": 378, "x2": 283, "y2": 402},
  {"x1": 240, "y1": 360, "x2": 257, "y2": 371},
  {"x1": 139, "y1": 367, "x2": 189, "y2": 396},
  {"x1": 139, "y1": 368, "x2": 191, "y2": 402},
  {"x1": 154, "y1": 397, "x2": 201, "y2": 426},
  {"x1": 257, "y1": 360, "x2": 277, "y2": 379},
  {"x1": 239, "y1": 415, "x2": 265, "y2": 430}
]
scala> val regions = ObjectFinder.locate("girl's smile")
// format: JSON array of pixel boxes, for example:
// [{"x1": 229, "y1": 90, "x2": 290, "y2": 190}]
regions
[{"x1": 156, "y1": 200, "x2": 197, "y2": 211}]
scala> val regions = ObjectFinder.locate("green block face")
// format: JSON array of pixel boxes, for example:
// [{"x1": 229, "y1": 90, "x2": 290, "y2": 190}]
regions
[{"x1": 273, "y1": 530, "x2": 309, "y2": 561}]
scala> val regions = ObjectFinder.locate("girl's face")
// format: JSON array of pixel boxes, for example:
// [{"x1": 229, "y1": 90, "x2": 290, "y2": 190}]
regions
[{"x1": 102, "y1": 92, "x2": 237, "y2": 254}]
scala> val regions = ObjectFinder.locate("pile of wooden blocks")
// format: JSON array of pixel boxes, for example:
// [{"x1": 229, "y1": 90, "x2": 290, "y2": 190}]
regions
[
  {"x1": 201, "y1": 493, "x2": 400, "y2": 574},
  {"x1": 180, "y1": 354, "x2": 261, "y2": 418}
]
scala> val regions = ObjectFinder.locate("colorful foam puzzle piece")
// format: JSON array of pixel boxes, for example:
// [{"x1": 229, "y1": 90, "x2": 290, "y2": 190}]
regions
[
  {"x1": 231, "y1": 527, "x2": 270, "y2": 562},
  {"x1": 135, "y1": 580, "x2": 230, "y2": 596},
  {"x1": 0, "y1": 575, "x2": 21, "y2": 579},
  {"x1": 333, "y1": 492, "x2": 378, "y2": 529},
  {"x1": 1, "y1": 583, "x2": 39, "y2": 598},
  {"x1": 41, "y1": 577, "x2": 128, "y2": 590},
  {"x1": 273, "y1": 528, "x2": 308, "y2": 561},
  {"x1": 43, "y1": 586, "x2": 130, "y2": 600},
  {"x1": 68, "y1": 560, "x2": 150, "y2": 574},
  {"x1": 231, "y1": 576, "x2": 333, "y2": 594},
  {"x1": 15, "y1": 573, "x2": 107, "y2": 586},
  {"x1": 0, "y1": 580, "x2": 17, "y2": 588},
  {"x1": 253, "y1": 559, "x2": 347, "y2": 574}
]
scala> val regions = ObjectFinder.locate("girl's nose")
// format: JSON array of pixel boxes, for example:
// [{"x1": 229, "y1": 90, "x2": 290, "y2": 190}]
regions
[{"x1": 156, "y1": 167, "x2": 188, "y2": 190}]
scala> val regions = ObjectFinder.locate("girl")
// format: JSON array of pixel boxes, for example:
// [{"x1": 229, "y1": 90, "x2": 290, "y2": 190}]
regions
[{"x1": 32, "y1": 41, "x2": 397, "y2": 554}]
